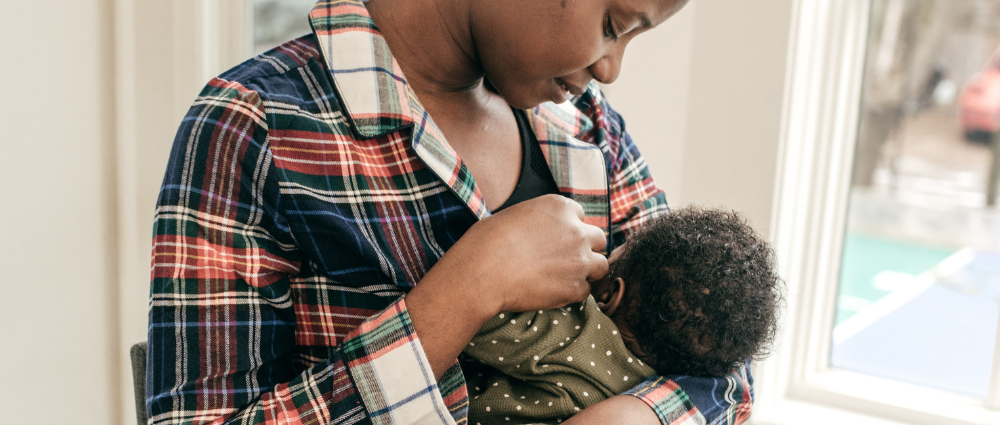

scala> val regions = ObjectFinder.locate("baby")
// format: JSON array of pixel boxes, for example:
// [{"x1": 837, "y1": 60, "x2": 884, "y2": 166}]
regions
[{"x1": 461, "y1": 207, "x2": 782, "y2": 425}]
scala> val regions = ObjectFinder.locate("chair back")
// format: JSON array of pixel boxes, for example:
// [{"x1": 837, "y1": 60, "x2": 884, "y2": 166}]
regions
[{"x1": 130, "y1": 342, "x2": 147, "y2": 425}]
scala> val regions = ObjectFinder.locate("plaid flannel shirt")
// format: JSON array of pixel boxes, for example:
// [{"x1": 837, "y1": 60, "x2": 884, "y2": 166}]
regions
[{"x1": 146, "y1": 1, "x2": 753, "y2": 424}]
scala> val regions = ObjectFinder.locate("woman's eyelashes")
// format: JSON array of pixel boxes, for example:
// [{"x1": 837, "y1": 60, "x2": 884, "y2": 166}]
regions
[
  {"x1": 605, "y1": 15, "x2": 641, "y2": 42},
  {"x1": 604, "y1": 15, "x2": 619, "y2": 41}
]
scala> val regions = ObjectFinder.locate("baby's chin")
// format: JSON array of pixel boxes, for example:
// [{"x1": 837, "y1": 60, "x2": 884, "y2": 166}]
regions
[
  {"x1": 624, "y1": 340, "x2": 645, "y2": 363},
  {"x1": 612, "y1": 319, "x2": 648, "y2": 364},
  {"x1": 623, "y1": 338, "x2": 658, "y2": 375}
]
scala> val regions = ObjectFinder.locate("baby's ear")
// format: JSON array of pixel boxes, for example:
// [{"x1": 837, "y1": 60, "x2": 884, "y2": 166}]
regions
[{"x1": 598, "y1": 277, "x2": 626, "y2": 316}]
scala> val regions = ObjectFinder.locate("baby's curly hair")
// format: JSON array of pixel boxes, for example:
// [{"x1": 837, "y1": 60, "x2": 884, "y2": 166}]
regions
[{"x1": 612, "y1": 207, "x2": 782, "y2": 377}]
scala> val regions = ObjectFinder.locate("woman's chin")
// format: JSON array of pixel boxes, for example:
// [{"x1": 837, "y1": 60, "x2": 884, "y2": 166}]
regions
[{"x1": 490, "y1": 81, "x2": 553, "y2": 109}]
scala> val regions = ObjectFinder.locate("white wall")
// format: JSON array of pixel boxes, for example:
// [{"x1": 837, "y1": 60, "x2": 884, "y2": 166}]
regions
[
  {"x1": 606, "y1": 0, "x2": 793, "y2": 236},
  {"x1": 0, "y1": 0, "x2": 119, "y2": 424},
  {"x1": 115, "y1": 3, "x2": 189, "y2": 422},
  {"x1": 115, "y1": 2, "x2": 251, "y2": 422},
  {"x1": 602, "y1": 2, "x2": 696, "y2": 208},
  {"x1": 681, "y1": 0, "x2": 793, "y2": 237}
]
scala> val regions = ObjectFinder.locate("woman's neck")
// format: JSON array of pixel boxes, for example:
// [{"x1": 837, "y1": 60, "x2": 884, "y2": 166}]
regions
[{"x1": 365, "y1": 0, "x2": 487, "y2": 101}]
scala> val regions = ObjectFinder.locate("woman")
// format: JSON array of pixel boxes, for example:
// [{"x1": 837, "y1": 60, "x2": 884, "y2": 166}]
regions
[{"x1": 146, "y1": 0, "x2": 752, "y2": 424}]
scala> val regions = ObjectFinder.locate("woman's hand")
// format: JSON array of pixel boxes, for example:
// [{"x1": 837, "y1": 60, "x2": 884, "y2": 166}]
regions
[
  {"x1": 406, "y1": 194, "x2": 608, "y2": 378},
  {"x1": 464, "y1": 194, "x2": 609, "y2": 313}
]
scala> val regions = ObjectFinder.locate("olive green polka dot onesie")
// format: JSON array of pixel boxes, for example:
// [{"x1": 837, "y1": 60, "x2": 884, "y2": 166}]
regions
[{"x1": 462, "y1": 295, "x2": 656, "y2": 425}]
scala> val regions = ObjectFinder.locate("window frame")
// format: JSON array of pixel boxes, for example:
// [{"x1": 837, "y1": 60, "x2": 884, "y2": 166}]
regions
[
  {"x1": 752, "y1": 1, "x2": 1000, "y2": 424},
  {"x1": 113, "y1": 1, "x2": 252, "y2": 422}
]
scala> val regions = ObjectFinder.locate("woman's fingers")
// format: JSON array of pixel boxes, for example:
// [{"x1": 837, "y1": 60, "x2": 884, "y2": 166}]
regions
[
  {"x1": 444, "y1": 194, "x2": 615, "y2": 313},
  {"x1": 540, "y1": 194, "x2": 606, "y2": 252},
  {"x1": 583, "y1": 222, "x2": 608, "y2": 253},
  {"x1": 549, "y1": 194, "x2": 586, "y2": 221},
  {"x1": 585, "y1": 251, "x2": 610, "y2": 283}
]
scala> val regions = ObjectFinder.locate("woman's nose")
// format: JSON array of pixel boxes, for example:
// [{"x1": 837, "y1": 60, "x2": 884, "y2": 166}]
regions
[{"x1": 589, "y1": 51, "x2": 623, "y2": 84}]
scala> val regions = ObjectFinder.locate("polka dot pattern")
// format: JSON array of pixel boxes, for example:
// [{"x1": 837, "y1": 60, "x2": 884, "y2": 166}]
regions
[{"x1": 463, "y1": 296, "x2": 656, "y2": 425}]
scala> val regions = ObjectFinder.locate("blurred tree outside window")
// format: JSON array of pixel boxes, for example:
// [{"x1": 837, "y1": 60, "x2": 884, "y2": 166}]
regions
[{"x1": 833, "y1": 0, "x2": 1000, "y2": 400}]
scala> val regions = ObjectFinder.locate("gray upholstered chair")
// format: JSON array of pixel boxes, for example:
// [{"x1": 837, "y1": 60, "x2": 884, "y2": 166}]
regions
[{"x1": 130, "y1": 342, "x2": 147, "y2": 425}]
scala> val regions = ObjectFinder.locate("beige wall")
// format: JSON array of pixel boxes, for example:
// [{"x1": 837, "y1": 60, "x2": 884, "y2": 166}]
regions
[
  {"x1": 609, "y1": 1, "x2": 793, "y2": 237},
  {"x1": 0, "y1": 1, "x2": 795, "y2": 424},
  {"x1": 602, "y1": 2, "x2": 697, "y2": 208},
  {"x1": 0, "y1": 0, "x2": 119, "y2": 423},
  {"x1": 681, "y1": 0, "x2": 793, "y2": 237},
  {"x1": 115, "y1": 2, "x2": 252, "y2": 422}
]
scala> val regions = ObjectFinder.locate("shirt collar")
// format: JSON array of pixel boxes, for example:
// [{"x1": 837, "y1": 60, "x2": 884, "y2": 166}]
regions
[
  {"x1": 308, "y1": 0, "x2": 593, "y2": 139},
  {"x1": 534, "y1": 98, "x2": 595, "y2": 139},
  {"x1": 308, "y1": 0, "x2": 603, "y2": 222},
  {"x1": 308, "y1": 0, "x2": 414, "y2": 139}
]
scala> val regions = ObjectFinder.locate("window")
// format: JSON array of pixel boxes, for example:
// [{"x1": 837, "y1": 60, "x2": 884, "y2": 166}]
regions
[
  {"x1": 753, "y1": 1, "x2": 1000, "y2": 423},
  {"x1": 831, "y1": 0, "x2": 1000, "y2": 400}
]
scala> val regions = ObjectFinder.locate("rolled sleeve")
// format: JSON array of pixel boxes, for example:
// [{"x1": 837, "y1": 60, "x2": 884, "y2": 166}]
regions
[
  {"x1": 341, "y1": 298, "x2": 461, "y2": 425},
  {"x1": 622, "y1": 361, "x2": 754, "y2": 425}
]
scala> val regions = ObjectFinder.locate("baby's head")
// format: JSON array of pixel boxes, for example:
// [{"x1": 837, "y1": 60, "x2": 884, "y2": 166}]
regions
[{"x1": 591, "y1": 207, "x2": 782, "y2": 377}]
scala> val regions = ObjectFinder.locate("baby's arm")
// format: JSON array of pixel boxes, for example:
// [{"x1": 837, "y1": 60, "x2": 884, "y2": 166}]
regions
[
  {"x1": 561, "y1": 395, "x2": 660, "y2": 425},
  {"x1": 464, "y1": 310, "x2": 541, "y2": 377}
]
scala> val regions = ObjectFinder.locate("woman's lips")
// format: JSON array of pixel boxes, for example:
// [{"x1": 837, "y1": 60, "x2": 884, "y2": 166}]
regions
[{"x1": 554, "y1": 77, "x2": 584, "y2": 101}]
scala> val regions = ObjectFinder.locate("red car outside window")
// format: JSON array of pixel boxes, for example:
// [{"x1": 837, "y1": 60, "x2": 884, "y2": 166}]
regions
[{"x1": 960, "y1": 47, "x2": 1000, "y2": 143}]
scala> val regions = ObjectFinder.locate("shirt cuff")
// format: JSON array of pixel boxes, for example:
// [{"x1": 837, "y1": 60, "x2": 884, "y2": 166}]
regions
[
  {"x1": 340, "y1": 297, "x2": 460, "y2": 425},
  {"x1": 622, "y1": 376, "x2": 705, "y2": 425}
]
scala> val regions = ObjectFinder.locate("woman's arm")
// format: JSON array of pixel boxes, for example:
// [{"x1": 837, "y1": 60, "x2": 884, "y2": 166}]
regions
[
  {"x1": 562, "y1": 395, "x2": 661, "y2": 425},
  {"x1": 149, "y1": 77, "x2": 386, "y2": 425}
]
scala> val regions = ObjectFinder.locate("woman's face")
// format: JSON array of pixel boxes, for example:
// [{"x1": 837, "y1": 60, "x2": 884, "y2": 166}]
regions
[{"x1": 471, "y1": 0, "x2": 689, "y2": 109}]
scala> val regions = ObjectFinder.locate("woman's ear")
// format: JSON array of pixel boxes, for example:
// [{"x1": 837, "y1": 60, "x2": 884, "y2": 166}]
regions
[{"x1": 598, "y1": 277, "x2": 626, "y2": 316}]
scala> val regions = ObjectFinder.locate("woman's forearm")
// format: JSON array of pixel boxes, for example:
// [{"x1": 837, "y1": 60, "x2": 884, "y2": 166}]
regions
[
  {"x1": 406, "y1": 261, "x2": 500, "y2": 379},
  {"x1": 561, "y1": 395, "x2": 661, "y2": 425}
]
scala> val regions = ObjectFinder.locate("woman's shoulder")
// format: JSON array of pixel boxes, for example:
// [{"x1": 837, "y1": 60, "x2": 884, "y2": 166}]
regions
[
  {"x1": 191, "y1": 34, "x2": 354, "y2": 141},
  {"x1": 217, "y1": 34, "x2": 325, "y2": 89}
]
